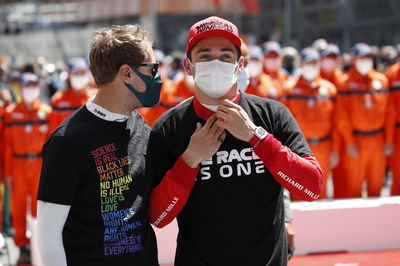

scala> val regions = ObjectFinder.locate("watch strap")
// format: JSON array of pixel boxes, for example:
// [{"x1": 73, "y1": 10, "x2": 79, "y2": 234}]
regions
[{"x1": 249, "y1": 134, "x2": 261, "y2": 146}]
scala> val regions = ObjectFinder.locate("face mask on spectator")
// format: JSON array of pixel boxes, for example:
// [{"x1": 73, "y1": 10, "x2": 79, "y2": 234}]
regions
[
  {"x1": 22, "y1": 86, "x2": 40, "y2": 104},
  {"x1": 320, "y1": 58, "x2": 337, "y2": 73},
  {"x1": 355, "y1": 58, "x2": 373, "y2": 76},
  {"x1": 192, "y1": 59, "x2": 238, "y2": 98},
  {"x1": 302, "y1": 64, "x2": 320, "y2": 81},
  {"x1": 237, "y1": 67, "x2": 250, "y2": 91},
  {"x1": 70, "y1": 73, "x2": 90, "y2": 91},
  {"x1": 264, "y1": 58, "x2": 280, "y2": 73},
  {"x1": 248, "y1": 61, "x2": 263, "y2": 78}
]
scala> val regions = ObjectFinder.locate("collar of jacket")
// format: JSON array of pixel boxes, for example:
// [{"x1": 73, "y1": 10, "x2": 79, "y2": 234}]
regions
[{"x1": 192, "y1": 92, "x2": 241, "y2": 120}]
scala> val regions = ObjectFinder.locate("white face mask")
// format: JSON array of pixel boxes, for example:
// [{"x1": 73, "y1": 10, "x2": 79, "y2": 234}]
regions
[
  {"x1": 237, "y1": 67, "x2": 250, "y2": 91},
  {"x1": 320, "y1": 58, "x2": 337, "y2": 73},
  {"x1": 22, "y1": 86, "x2": 40, "y2": 104},
  {"x1": 264, "y1": 58, "x2": 280, "y2": 73},
  {"x1": 70, "y1": 73, "x2": 90, "y2": 91},
  {"x1": 248, "y1": 60, "x2": 263, "y2": 78},
  {"x1": 302, "y1": 64, "x2": 320, "y2": 81},
  {"x1": 193, "y1": 59, "x2": 238, "y2": 99},
  {"x1": 355, "y1": 58, "x2": 373, "y2": 76}
]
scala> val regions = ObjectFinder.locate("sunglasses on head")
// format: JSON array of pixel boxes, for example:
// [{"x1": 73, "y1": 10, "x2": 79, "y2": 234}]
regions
[{"x1": 128, "y1": 62, "x2": 159, "y2": 77}]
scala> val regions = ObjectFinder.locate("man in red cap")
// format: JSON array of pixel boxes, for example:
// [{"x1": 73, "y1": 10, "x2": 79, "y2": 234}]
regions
[{"x1": 147, "y1": 16, "x2": 323, "y2": 265}]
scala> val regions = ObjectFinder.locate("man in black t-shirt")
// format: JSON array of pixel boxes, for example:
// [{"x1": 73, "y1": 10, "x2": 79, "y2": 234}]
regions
[
  {"x1": 37, "y1": 25, "x2": 162, "y2": 266},
  {"x1": 147, "y1": 17, "x2": 324, "y2": 266}
]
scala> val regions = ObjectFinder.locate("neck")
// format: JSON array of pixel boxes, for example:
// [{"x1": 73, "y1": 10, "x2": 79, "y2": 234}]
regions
[
  {"x1": 93, "y1": 81, "x2": 138, "y2": 116},
  {"x1": 265, "y1": 69, "x2": 278, "y2": 76},
  {"x1": 195, "y1": 84, "x2": 239, "y2": 105},
  {"x1": 24, "y1": 102, "x2": 33, "y2": 110},
  {"x1": 71, "y1": 88, "x2": 82, "y2": 94},
  {"x1": 302, "y1": 76, "x2": 316, "y2": 86},
  {"x1": 322, "y1": 70, "x2": 334, "y2": 76}
]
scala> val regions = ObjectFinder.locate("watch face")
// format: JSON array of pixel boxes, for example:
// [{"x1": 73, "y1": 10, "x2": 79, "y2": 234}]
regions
[{"x1": 256, "y1": 127, "x2": 267, "y2": 138}]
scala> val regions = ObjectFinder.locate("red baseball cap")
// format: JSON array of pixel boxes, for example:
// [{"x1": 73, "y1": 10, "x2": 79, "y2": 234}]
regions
[{"x1": 186, "y1": 16, "x2": 242, "y2": 54}]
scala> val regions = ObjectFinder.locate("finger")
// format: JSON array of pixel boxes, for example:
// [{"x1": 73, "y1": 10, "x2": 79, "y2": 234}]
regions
[
  {"x1": 194, "y1": 122, "x2": 202, "y2": 133},
  {"x1": 215, "y1": 119, "x2": 228, "y2": 130},
  {"x1": 217, "y1": 131, "x2": 227, "y2": 143},
  {"x1": 217, "y1": 104, "x2": 235, "y2": 114},
  {"x1": 204, "y1": 114, "x2": 218, "y2": 130},
  {"x1": 208, "y1": 119, "x2": 220, "y2": 136},
  {"x1": 221, "y1": 99, "x2": 241, "y2": 110},
  {"x1": 216, "y1": 127, "x2": 225, "y2": 140},
  {"x1": 209, "y1": 120, "x2": 225, "y2": 137},
  {"x1": 215, "y1": 111, "x2": 230, "y2": 123}
]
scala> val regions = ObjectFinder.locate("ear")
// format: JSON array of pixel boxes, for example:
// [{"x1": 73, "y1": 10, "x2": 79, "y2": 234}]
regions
[
  {"x1": 118, "y1": 64, "x2": 134, "y2": 83},
  {"x1": 236, "y1": 56, "x2": 245, "y2": 74},
  {"x1": 184, "y1": 58, "x2": 194, "y2": 76}
]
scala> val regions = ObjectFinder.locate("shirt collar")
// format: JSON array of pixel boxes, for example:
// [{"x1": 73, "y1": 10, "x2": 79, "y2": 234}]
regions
[
  {"x1": 86, "y1": 98, "x2": 129, "y2": 122},
  {"x1": 193, "y1": 92, "x2": 241, "y2": 120}
]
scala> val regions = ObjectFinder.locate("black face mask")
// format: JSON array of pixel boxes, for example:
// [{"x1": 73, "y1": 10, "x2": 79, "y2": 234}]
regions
[{"x1": 124, "y1": 67, "x2": 162, "y2": 108}]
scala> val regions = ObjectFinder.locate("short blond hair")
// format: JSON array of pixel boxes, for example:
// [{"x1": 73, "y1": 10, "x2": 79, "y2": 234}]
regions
[{"x1": 89, "y1": 24, "x2": 153, "y2": 86}]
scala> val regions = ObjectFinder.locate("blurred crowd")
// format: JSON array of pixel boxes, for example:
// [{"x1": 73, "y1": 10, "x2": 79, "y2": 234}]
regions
[{"x1": 0, "y1": 38, "x2": 400, "y2": 263}]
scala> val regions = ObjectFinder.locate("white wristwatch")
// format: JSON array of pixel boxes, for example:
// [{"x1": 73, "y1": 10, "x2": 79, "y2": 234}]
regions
[{"x1": 249, "y1": 126, "x2": 268, "y2": 147}]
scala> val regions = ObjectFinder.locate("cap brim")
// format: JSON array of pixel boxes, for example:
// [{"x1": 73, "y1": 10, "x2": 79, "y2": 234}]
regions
[
  {"x1": 186, "y1": 29, "x2": 241, "y2": 53},
  {"x1": 22, "y1": 79, "x2": 38, "y2": 85},
  {"x1": 321, "y1": 51, "x2": 339, "y2": 57},
  {"x1": 302, "y1": 57, "x2": 319, "y2": 62},
  {"x1": 70, "y1": 66, "x2": 88, "y2": 72}
]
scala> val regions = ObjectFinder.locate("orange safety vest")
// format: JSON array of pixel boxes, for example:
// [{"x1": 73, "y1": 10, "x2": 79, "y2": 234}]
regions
[
  {"x1": 336, "y1": 67, "x2": 395, "y2": 146},
  {"x1": 385, "y1": 63, "x2": 400, "y2": 124},
  {"x1": 49, "y1": 88, "x2": 90, "y2": 132},
  {"x1": 284, "y1": 76, "x2": 338, "y2": 147},
  {"x1": 246, "y1": 73, "x2": 278, "y2": 99},
  {"x1": 263, "y1": 69, "x2": 288, "y2": 100},
  {"x1": 3, "y1": 100, "x2": 52, "y2": 177}
]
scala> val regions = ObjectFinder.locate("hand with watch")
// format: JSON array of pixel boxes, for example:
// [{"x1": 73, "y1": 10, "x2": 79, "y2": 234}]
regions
[{"x1": 215, "y1": 99, "x2": 269, "y2": 146}]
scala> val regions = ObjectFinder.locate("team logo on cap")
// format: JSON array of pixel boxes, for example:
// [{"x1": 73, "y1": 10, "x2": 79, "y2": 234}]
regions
[{"x1": 196, "y1": 20, "x2": 234, "y2": 34}]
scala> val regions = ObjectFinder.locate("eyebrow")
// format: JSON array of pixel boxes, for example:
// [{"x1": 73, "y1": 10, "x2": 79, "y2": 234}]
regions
[
  {"x1": 221, "y1": 48, "x2": 235, "y2": 53},
  {"x1": 196, "y1": 47, "x2": 235, "y2": 54},
  {"x1": 196, "y1": 48, "x2": 211, "y2": 54}
]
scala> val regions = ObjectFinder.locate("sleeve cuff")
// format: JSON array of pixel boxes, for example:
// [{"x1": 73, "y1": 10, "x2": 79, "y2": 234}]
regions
[
  {"x1": 253, "y1": 133, "x2": 281, "y2": 161},
  {"x1": 169, "y1": 156, "x2": 199, "y2": 190}
]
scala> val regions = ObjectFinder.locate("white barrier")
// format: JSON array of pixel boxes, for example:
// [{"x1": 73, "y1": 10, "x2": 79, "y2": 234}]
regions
[
  {"x1": 291, "y1": 196, "x2": 400, "y2": 255},
  {"x1": 154, "y1": 197, "x2": 400, "y2": 263}
]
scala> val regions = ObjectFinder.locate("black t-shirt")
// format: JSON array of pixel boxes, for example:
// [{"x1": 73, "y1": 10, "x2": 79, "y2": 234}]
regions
[
  {"x1": 38, "y1": 106, "x2": 158, "y2": 266},
  {"x1": 149, "y1": 92, "x2": 311, "y2": 266}
]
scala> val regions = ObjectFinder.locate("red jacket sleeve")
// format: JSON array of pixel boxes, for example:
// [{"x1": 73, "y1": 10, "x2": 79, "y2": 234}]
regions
[
  {"x1": 148, "y1": 156, "x2": 199, "y2": 228},
  {"x1": 253, "y1": 134, "x2": 323, "y2": 201}
]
